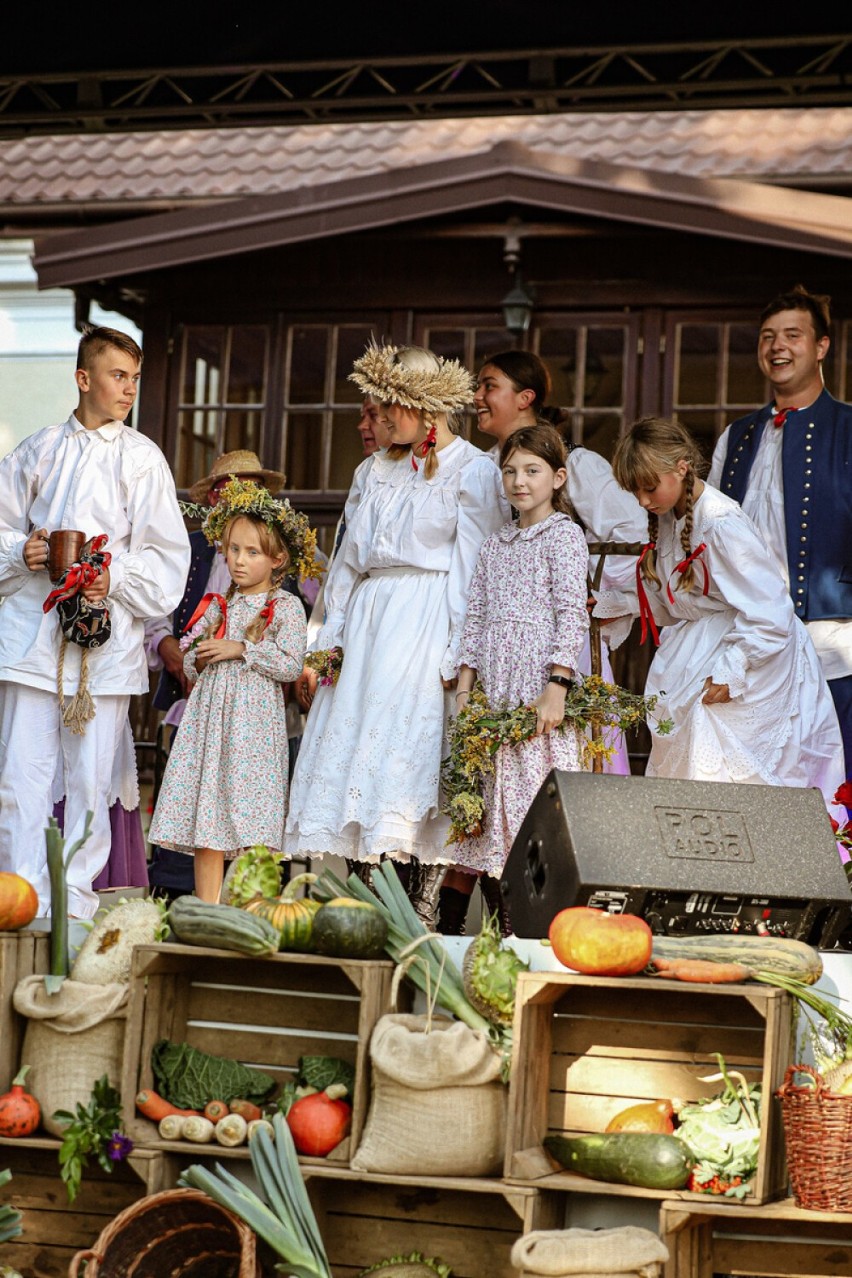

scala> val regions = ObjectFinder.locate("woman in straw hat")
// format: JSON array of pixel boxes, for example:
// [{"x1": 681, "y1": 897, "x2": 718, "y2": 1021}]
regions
[{"x1": 285, "y1": 344, "x2": 505, "y2": 925}]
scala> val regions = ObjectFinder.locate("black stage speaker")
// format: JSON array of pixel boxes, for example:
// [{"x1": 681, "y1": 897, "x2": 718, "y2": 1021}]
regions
[{"x1": 500, "y1": 771, "x2": 852, "y2": 948}]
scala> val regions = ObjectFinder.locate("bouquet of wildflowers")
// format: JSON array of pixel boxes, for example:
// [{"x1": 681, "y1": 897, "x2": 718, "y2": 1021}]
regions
[
  {"x1": 304, "y1": 647, "x2": 344, "y2": 687},
  {"x1": 441, "y1": 676, "x2": 672, "y2": 844}
]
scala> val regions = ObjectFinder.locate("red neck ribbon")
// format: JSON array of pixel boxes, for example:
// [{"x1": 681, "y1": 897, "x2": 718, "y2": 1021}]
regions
[
  {"x1": 42, "y1": 534, "x2": 112, "y2": 614},
  {"x1": 666, "y1": 542, "x2": 709, "y2": 604},
  {"x1": 772, "y1": 406, "x2": 798, "y2": 428},
  {"x1": 636, "y1": 543, "x2": 660, "y2": 646},
  {"x1": 411, "y1": 424, "x2": 437, "y2": 470},
  {"x1": 182, "y1": 592, "x2": 229, "y2": 639}
]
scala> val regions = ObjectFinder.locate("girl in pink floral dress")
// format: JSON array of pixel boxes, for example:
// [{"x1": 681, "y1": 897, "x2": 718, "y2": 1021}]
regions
[{"x1": 447, "y1": 424, "x2": 589, "y2": 927}]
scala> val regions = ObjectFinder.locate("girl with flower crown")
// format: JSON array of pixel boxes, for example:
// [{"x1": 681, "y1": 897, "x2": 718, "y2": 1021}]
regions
[
  {"x1": 285, "y1": 344, "x2": 505, "y2": 926},
  {"x1": 597, "y1": 417, "x2": 843, "y2": 804},
  {"x1": 149, "y1": 479, "x2": 311, "y2": 902}
]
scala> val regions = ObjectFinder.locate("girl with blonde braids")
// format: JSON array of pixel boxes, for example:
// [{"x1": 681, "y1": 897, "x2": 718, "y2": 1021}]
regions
[
  {"x1": 599, "y1": 417, "x2": 843, "y2": 802},
  {"x1": 149, "y1": 485, "x2": 310, "y2": 901}
]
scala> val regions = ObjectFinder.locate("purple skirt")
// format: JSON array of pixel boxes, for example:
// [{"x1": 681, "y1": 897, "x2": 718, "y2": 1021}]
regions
[{"x1": 53, "y1": 800, "x2": 149, "y2": 891}]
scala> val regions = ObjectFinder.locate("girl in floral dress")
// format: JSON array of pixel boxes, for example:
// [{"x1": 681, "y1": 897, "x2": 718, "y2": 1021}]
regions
[
  {"x1": 149, "y1": 480, "x2": 310, "y2": 902},
  {"x1": 449, "y1": 424, "x2": 590, "y2": 926}
]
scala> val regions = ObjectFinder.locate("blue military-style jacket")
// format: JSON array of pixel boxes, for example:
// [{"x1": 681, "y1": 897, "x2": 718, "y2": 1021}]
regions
[{"x1": 718, "y1": 389, "x2": 852, "y2": 624}]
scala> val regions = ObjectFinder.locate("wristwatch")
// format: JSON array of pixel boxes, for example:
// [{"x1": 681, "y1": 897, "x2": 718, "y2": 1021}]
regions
[{"x1": 548, "y1": 674, "x2": 574, "y2": 691}]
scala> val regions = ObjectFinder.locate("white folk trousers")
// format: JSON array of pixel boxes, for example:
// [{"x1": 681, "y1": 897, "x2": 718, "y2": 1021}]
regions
[{"x1": 0, "y1": 682, "x2": 130, "y2": 919}]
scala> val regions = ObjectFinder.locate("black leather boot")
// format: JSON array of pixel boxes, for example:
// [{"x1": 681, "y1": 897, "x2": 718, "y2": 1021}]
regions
[
  {"x1": 407, "y1": 859, "x2": 444, "y2": 931},
  {"x1": 479, "y1": 873, "x2": 513, "y2": 937},
  {"x1": 437, "y1": 885, "x2": 472, "y2": 935}
]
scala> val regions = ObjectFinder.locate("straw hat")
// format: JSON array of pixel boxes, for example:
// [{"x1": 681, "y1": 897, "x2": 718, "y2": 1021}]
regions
[{"x1": 187, "y1": 450, "x2": 285, "y2": 504}]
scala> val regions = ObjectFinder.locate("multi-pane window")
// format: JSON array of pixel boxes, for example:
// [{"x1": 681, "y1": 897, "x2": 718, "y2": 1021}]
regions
[
  {"x1": 281, "y1": 323, "x2": 377, "y2": 494},
  {"x1": 176, "y1": 325, "x2": 269, "y2": 490},
  {"x1": 666, "y1": 317, "x2": 765, "y2": 461}
]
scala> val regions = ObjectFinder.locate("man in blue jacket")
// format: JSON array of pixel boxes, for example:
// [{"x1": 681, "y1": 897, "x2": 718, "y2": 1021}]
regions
[{"x1": 708, "y1": 285, "x2": 851, "y2": 785}]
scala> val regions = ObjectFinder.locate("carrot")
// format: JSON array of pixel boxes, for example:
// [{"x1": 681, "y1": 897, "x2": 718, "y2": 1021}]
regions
[
  {"x1": 229, "y1": 1098, "x2": 263, "y2": 1123},
  {"x1": 649, "y1": 957, "x2": 751, "y2": 984},
  {"x1": 135, "y1": 1089, "x2": 203, "y2": 1121},
  {"x1": 204, "y1": 1099, "x2": 230, "y2": 1122}
]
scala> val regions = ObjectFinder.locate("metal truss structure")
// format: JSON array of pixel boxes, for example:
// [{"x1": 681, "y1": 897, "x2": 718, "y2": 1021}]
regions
[{"x1": 2, "y1": 34, "x2": 852, "y2": 136}]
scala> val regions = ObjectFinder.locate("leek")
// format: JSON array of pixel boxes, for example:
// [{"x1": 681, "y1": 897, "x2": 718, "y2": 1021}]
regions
[{"x1": 180, "y1": 1112, "x2": 331, "y2": 1278}]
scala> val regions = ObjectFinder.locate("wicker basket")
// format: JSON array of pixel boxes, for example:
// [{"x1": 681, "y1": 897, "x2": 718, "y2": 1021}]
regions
[
  {"x1": 777, "y1": 1064, "x2": 852, "y2": 1211},
  {"x1": 67, "y1": 1187, "x2": 260, "y2": 1277}
]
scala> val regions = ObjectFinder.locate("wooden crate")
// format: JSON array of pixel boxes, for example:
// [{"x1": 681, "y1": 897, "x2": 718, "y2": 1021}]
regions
[
  {"x1": 506, "y1": 971, "x2": 792, "y2": 1205},
  {"x1": 660, "y1": 1197, "x2": 852, "y2": 1277},
  {"x1": 0, "y1": 1136, "x2": 163, "y2": 1278},
  {"x1": 302, "y1": 1166, "x2": 564, "y2": 1278},
  {"x1": 121, "y1": 942, "x2": 396, "y2": 1164},
  {"x1": 0, "y1": 929, "x2": 50, "y2": 1092}
]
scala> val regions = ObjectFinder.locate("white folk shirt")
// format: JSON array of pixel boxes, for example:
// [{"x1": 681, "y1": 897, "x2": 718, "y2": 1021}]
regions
[
  {"x1": 0, "y1": 415, "x2": 190, "y2": 695},
  {"x1": 710, "y1": 419, "x2": 852, "y2": 683}
]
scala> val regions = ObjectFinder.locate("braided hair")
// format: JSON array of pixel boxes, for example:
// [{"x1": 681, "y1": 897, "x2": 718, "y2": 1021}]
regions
[{"x1": 611, "y1": 417, "x2": 707, "y2": 593}]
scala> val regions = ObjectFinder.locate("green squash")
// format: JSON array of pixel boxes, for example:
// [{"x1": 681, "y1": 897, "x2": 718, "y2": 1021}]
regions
[
  {"x1": 245, "y1": 872, "x2": 321, "y2": 951},
  {"x1": 310, "y1": 896, "x2": 388, "y2": 959}
]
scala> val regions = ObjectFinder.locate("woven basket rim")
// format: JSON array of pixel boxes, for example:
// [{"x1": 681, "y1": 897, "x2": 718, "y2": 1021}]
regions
[{"x1": 68, "y1": 1186, "x2": 258, "y2": 1278}]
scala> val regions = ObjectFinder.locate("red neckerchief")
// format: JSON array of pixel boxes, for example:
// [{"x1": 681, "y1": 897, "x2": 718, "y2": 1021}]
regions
[
  {"x1": 43, "y1": 534, "x2": 111, "y2": 613},
  {"x1": 182, "y1": 592, "x2": 228, "y2": 639},
  {"x1": 411, "y1": 424, "x2": 437, "y2": 470},
  {"x1": 666, "y1": 543, "x2": 709, "y2": 604},
  {"x1": 636, "y1": 543, "x2": 660, "y2": 646},
  {"x1": 772, "y1": 406, "x2": 798, "y2": 428}
]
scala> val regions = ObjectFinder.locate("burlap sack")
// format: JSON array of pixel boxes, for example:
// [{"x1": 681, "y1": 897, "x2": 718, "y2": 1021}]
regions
[
  {"x1": 13, "y1": 975, "x2": 128, "y2": 1136},
  {"x1": 510, "y1": 1227, "x2": 669, "y2": 1278},
  {"x1": 352, "y1": 1013, "x2": 506, "y2": 1176}
]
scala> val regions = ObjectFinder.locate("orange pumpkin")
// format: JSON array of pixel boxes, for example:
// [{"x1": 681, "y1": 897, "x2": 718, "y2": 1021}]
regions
[
  {"x1": 0, "y1": 872, "x2": 38, "y2": 931},
  {"x1": 548, "y1": 906, "x2": 652, "y2": 976}
]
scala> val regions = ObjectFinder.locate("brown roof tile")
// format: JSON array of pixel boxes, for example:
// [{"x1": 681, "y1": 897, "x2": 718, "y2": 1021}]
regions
[{"x1": 4, "y1": 108, "x2": 852, "y2": 209}]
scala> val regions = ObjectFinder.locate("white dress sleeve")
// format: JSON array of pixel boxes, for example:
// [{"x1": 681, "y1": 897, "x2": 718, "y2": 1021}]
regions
[
  {"x1": 456, "y1": 540, "x2": 490, "y2": 672},
  {"x1": 0, "y1": 444, "x2": 35, "y2": 596},
  {"x1": 440, "y1": 458, "x2": 505, "y2": 681},
  {"x1": 313, "y1": 462, "x2": 373, "y2": 650},
  {"x1": 108, "y1": 455, "x2": 190, "y2": 618},
  {"x1": 566, "y1": 448, "x2": 646, "y2": 595},
  {"x1": 703, "y1": 512, "x2": 797, "y2": 698}
]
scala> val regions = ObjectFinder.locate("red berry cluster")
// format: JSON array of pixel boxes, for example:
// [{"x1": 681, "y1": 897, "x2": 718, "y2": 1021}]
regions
[{"x1": 688, "y1": 1170, "x2": 744, "y2": 1195}]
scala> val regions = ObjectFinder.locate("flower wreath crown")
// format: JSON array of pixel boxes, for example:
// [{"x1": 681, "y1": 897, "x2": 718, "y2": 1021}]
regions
[{"x1": 181, "y1": 477, "x2": 323, "y2": 581}]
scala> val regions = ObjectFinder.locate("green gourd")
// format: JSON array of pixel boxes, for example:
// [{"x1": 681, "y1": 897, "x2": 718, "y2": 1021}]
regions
[
  {"x1": 651, "y1": 934, "x2": 822, "y2": 985},
  {"x1": 543, "y1": 1131, "x2": 694, "y2": 1190},
  {"x1": 245, "y1": 873, "x2": 321, "y2": 951},
  {"x1": 310, "y1": 897, "x2": 388, "y2": 959},
  {"x1": 168, "y1": 896, "x2": 278, "y2": 956}
]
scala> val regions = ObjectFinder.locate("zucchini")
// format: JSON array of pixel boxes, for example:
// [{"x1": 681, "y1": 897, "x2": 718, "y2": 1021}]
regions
[
  {"x1": 168, "y1": 896, "x2": 278, "y2": 956},
  {"x1": 651, "y1": 934, "x2": 822, "y2": 985},
  {"x1": 544, "y1": 1131, "x2": 694, "y2": 1190}
]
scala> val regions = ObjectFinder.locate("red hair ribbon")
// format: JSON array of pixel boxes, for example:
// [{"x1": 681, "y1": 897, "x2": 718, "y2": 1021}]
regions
[
  {"x1": 666, "y1": 542, "x2": 709, "y2": 604},
  {"x1": 182, "y1": 592, "x2": 229, "y2": 639},
  {"x1": 636, "y1": 544, "x2": 664, "y2": 649},
  {"x1": 636, "y1": 543, "x2": 660, "y2": 646},
  {"x1": 42, "y1": 534, "x2": 112, "y2": 613},
  {"x1": 257, "y1": 596, "x2": 278, "y2": 633},
  {"x1": 411, "y1": 424, "x2": 437, "y2": 470}
]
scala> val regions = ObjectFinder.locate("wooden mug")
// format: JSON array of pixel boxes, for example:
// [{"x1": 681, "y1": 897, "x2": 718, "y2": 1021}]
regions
[{"x1": 48, "y1": 529, "x2": 86, "y2": 582}]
